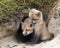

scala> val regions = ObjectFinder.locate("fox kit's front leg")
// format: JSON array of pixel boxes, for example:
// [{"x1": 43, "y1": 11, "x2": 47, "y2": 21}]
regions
[{"x1": 32, "y1": 23, "x2": 43, "y2": 43}]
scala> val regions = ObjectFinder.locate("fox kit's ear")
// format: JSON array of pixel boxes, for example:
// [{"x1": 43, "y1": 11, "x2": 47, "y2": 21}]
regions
[
  {"x1": 28, "y1": 8, "x2": 32, "y2": 18},
  {"x1": 28, "y1": 7, "x2": 31, "y2": 12},
  {"x1": 39, "y1": 11, "x2": 43, "y2": 17},
  {"x1": 36, "y1": 12, "x2": 41, "y2": 16},
  {"x1": 21, "y1": 21, "x2": 23, "y2": 25}
]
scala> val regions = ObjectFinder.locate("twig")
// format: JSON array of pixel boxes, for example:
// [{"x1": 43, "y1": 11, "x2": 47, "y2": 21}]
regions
[{"x1": 7, "y1": 44, "x2": 17, "y2": 48}]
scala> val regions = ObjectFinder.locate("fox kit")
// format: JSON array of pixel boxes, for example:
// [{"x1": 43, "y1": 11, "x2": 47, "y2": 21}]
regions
[
  {"x1": 21, "y1": 18, "x2": 33, "y2": 36},
  {"x1": 29, "y1": 9, "x2": 53, "y2": 43},
  {"x1": 15, "y1": 17, "x2": 34, "y2": 43}
]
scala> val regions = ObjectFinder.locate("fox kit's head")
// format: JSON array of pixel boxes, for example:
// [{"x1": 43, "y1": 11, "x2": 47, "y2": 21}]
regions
[
  {"x1": 29, "y1": 8, "x2": 43, "y2": 23},
  {"x1": 21, "y1": 18, "x2": 33, "y2": 36}
]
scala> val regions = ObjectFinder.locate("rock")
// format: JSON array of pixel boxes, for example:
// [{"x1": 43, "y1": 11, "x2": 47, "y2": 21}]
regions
[
  {"x1": 48, "y1": 3, "x2": 60, "y2": 37},
  {"x1": 48, "y1": 15, "x2": 60, "y2": 37}
]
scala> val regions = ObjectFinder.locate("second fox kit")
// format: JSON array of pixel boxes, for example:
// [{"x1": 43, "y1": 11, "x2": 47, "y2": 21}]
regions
[{"x1": 29, "y1": 9, "x2": 53, "y2": 43}]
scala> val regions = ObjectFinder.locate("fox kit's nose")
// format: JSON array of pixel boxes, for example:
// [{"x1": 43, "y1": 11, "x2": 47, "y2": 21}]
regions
[{"x1": 23, "y1": 31, "x2": 27, "y2": 36}]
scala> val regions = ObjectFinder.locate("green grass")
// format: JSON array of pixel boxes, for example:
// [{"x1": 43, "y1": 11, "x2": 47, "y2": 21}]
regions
[{"x1": 0, "y1": 0, "x2": 56, "y2": 20}]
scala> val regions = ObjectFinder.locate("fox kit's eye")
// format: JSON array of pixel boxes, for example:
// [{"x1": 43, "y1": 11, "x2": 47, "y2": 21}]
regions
[{"x1": 30, "y1": 24, "x2": 32, "y2": 27}]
